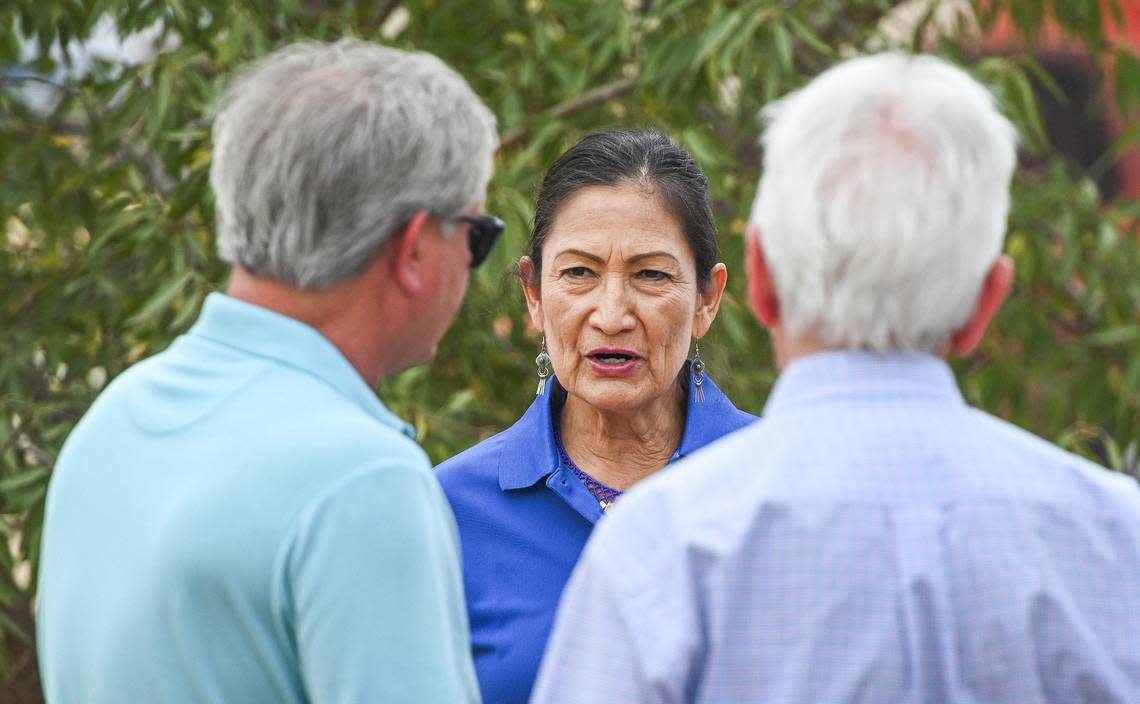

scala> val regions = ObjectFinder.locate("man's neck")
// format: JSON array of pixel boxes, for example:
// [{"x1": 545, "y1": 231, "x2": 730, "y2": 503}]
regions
[
  {"x1": 225, "y1": 267, "x2": 392, "y2": 385},
  {"x1": 776, "y1": 332, "x2": 952, "y2": 370},
  {"x1": 774, "y1": 330, "x2": 832, "y2": 370}
]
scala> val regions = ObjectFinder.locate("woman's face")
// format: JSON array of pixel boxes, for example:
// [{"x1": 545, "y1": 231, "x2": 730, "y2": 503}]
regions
[{"x1": 521, "y1": 183, "x2": 726, "y2": 415}]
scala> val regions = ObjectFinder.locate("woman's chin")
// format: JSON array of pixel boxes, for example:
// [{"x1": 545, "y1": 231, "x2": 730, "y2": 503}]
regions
[{"x1": 567, "y1": 378, "x2": 667, "y2": 416}]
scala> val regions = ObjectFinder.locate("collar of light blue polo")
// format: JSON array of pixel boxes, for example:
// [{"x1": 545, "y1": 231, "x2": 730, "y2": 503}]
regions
[
  {"x1": 763, "y1": 350, "x2": 966, "y2": 417},
  {"x1": 188, "y1": 293, "x2": 415, "y2": 439},
  {"x1": 497, "y1": 364, "x2": 737, "y2": 491}
]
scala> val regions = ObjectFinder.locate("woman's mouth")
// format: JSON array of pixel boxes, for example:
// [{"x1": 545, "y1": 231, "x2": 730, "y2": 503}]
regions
[{"x1": 586, "y1": 350, "x2": 642, "y2": 377}]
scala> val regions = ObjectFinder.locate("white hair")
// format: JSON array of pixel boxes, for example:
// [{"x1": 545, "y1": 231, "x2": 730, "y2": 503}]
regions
[
  {"x1": 750, "y1": 52, "x2": 1017, "y2": 352},
  {"x1": 210, "y1": 40, "x2": 498, "y2": 288}
]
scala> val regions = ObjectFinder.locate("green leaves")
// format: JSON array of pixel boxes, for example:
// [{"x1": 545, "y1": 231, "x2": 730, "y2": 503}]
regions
[
  {"x1": 0, "y1": 468, "x2": 49, "y2": 513},
  {"x1": 3, "y1": 0, "x2": 1140, "y2": 694},
  {"x1": 125, "y1": 269, "x2": 196, "y2": 328},
  {"x1": 1115, "y1": 47, "x2": 1140, "y2": 114},
  {"x1": 975, "y1": 56, "x2": 1051, "y2": 153}
]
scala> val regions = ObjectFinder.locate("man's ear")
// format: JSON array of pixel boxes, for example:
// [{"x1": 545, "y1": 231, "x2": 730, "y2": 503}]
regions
[
  {"x1": 745, "y1": 225, "x2": 780, "y2": 330},
  {"x1": 518, "y1": 256, "x2": 544, "y2": 332},
  {"x1": 692, "y1": 263, "x2": 728, "y2": 339},
  {"x1": 388, "y1": 210, "x2": 433, "y2": 295},
  {"x1": 950, "y1": 255, "x2": 1014, "y2": 356}
]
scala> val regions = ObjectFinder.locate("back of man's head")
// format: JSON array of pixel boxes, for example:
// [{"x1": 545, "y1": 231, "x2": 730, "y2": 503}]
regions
[
  {"x1": 210, "y1": 40, "x2": 498, "y2": 289},
  {"x1": 750, "y1": 52, "x2": 1017, "y2": 352}
]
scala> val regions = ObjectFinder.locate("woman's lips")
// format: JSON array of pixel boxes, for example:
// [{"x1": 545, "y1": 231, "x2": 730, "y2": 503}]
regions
[{"x1": 586, "y1": 352, "x2": 642, "y2": 377}]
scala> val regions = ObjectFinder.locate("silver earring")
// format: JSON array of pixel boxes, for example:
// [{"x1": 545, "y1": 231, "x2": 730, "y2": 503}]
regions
[
  {"x1": 535, "y1": 336, "x2": 552, "y2": 396},
  {"x1": 691, "y1": 339, "x2": 705, "y2": 403}
]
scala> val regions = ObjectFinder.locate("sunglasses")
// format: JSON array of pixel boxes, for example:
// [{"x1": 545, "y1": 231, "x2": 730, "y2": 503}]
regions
[{"x1": 453, "y1": 215, "x2": 505, "y2": 269}]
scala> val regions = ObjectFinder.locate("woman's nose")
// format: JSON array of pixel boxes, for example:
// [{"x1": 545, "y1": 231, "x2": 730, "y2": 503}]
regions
[{"x1": 589, "y1": 277, "x2": 635, "y2": 334}]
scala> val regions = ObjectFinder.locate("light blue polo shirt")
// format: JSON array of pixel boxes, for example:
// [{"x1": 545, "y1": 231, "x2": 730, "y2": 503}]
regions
[{"x1": 37, "y1": 293, "x2": 480, "y2": 703}]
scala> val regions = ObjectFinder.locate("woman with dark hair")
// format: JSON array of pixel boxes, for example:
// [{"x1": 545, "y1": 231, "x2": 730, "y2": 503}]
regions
[{"x1": 436, "y1": 130, "x2": 755, "y2": 703}]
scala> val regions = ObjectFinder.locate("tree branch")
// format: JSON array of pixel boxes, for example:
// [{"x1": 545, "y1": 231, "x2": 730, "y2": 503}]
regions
[
  {"x1": 500, "y1": 76, "x2": 638, "y2": 149},
  {"x1": 93, "y1": 116, "x2": 178, "y2": 194},
  {"x1": 1, "y1": 74, "x2": 74, "y2": 93}
]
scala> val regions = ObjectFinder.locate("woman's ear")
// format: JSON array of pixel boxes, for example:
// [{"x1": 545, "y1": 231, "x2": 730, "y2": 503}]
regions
[
  {"x1": 518, "y1": 257, "x2": 544, "y2": 332},
  {"x1": 692, "y1": 263, "x2": 728, "y2": 339}
]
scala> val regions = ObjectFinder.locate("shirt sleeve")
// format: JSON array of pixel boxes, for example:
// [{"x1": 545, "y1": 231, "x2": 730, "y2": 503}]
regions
[
  {"x1": 281, "y1": 461, "x2": 480, "y2": 704},
  {"x1": 530, "y1": 492, "x2": 702, "y2": 704}
]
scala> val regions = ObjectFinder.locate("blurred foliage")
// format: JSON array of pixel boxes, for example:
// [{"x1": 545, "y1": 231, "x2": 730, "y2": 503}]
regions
[{"x1": 2, "y1": 0, "x2": 1139, "y2": 695}]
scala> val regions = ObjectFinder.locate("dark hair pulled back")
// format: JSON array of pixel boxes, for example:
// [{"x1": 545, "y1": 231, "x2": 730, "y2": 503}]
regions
[{"x1": 528, "y1": 130, "x2": 720, "y2": 290}]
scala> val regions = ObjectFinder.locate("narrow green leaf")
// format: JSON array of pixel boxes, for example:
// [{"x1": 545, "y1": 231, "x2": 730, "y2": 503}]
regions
[
  {"x1": 126, "y1": 270, "x2": 194, "y2": 328},
  {"x1": 1117, "y1": 355, "x2": 1140, "y2": 420},
  {"x1": 147, "y1": 66, "x2": 174, "y2": 144},
  {"x1": 691, "y1": 8, "x2": 743, "y2": 72},
  {"x1": 1114, "y1": 48, "x2": 1140, "y2": 113},
  {"x1": 1087, "y1": 325, "x2": 1140, "y2": 347},
  {"x1": 787, "y1": 15, "x2": 833, "y2": 56},
  {"x1": 0, "y1": 468, "x2": 49, "y2": 494},
  {"x1": 772, "y1": 22, "x2": 792, "y2": 72},
  {"x1": 1008, "y1": 69, "x2": 1048, "y2": 152}
]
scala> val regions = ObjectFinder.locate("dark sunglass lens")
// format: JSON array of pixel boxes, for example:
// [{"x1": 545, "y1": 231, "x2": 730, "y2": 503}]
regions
[
  {"x1": 466, "y1": 217, "x2": 503, "y2": 269},
  {"x1": 468, "y1": 231, "x2": 486, "y2": 267}
]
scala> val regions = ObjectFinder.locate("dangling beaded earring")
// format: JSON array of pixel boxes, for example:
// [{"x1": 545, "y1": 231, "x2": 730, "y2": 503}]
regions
[
  {"x1": 535, "y1": 336, "x2": 552, "y2": 396},
  {"x1": 691, "y1": 338, "x2": 706, "y2": 403}
]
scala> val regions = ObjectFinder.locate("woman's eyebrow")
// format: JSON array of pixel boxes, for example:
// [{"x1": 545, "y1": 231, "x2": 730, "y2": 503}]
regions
[{"x1": 627, "y1": 251, "x2": 680, "y2": 264}]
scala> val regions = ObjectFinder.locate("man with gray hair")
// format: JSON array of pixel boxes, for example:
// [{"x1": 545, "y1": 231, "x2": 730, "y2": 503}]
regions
[
  {"x1": 533, "y1": 52, "x2": 1140, "y2": 703},
  {"x1": 37, "y1": 40, "x2": 499, "y2": 703}
]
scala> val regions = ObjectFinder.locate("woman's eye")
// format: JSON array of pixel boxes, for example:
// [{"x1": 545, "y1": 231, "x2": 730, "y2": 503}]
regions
[
  {"x1": 561, "y1": 266, "x2": 593, "y2": 278},
  {"x1": 637, "y1": 269, "x2": 671, "y2": 281}
]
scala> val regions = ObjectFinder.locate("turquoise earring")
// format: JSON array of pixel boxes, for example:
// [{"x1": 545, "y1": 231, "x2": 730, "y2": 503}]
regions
[
  {"x1": 691, "y1": 339, "x2": 705, "y2": 403},
  {"x1": 536, "y1": 336, "x2": 551, "y2": 396}
]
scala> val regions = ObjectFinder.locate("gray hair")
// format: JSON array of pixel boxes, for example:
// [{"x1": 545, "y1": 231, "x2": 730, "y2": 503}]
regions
[
  {"x1": 210, "y1": 40, "x2": 498, "y2": 288},
  {"x1": 750, "y1": 52, "x2": 1018, "y2": 352}
]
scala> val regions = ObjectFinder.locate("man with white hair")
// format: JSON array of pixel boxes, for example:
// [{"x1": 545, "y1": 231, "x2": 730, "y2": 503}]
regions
[
  {"x1": 533, "y1": 52, "x2": 1140, "y2": 703},
  {"x1": 37, "y1": 40, "x2": 500, "y2": 703}
]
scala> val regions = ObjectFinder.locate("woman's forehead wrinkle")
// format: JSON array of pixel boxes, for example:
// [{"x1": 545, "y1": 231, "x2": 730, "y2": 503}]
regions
[
  {"x1": 543, "y1": 184, "x2": 693, "y2": 277},
  {"x1": 553, "y1": 242, "x2": 684, "y2": 270},
  {"x1": 552, "y1": 247, "x2": 605, "y2": 263}
]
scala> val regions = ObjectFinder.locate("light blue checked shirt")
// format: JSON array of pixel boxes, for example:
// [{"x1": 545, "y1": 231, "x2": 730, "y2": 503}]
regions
[{"x1": 532, "y1": 351, "x2": 1140, "y2": 703}]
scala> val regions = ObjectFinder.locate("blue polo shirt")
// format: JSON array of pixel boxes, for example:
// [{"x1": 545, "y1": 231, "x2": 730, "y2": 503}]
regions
[
  {"x1": 37, "y1": 293, "x2": 480, "y2": 704},
  {"x1": 435, "y1": 371, "x2": 755, "y2": 703}
]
